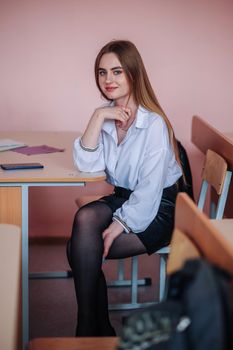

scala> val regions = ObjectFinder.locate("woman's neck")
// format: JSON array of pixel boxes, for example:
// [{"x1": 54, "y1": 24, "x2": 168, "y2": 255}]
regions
[
  {"x1": 115, "y1": 98, "x2": 138, "y2": 132},
  {"x1": 115, "y1": 95, "x2": 138, "y2": 117}
]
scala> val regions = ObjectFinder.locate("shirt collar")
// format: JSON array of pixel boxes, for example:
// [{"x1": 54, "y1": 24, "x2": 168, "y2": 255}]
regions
[{"x1": 135, "y1": 106, "x2": 150, "y2": 129}]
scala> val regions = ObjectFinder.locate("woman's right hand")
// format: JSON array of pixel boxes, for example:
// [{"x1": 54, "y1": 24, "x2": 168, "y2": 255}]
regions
[
  {"x1": 95, "y1": 105, "x2": 131, "y2": 129},
  {"x1": 80, "y1": 106, "x2": 131, "y2": 150}
]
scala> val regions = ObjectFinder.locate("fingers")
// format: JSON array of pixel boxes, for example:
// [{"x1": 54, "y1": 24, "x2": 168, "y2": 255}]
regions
[
  {"x1": 102, "y1": 229, "x2": 108, "y2": 240},
  {"x1": 102, "y1": 222, "x2": 124, "y2": 259},
  {"x1": 123, "y1": 107, "x2": 131, "y2": 117},
  {"x1": 102, "y1": 231, "x2": 114, "y2": 259},
  {"x1": 99, "y1": 106, "x2": 132, "y2": 125},
  {"x1": 118, "y1": 108, "x2": 130, "y2": 120},
  {"x1": 115, "y1": 107, "x2": 130, "y2": 128}
]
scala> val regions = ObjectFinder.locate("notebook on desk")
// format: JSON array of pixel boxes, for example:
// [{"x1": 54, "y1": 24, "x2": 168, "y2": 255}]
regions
[{"x1": 0, "y1": 139, "x2": 27, "y2": 152}]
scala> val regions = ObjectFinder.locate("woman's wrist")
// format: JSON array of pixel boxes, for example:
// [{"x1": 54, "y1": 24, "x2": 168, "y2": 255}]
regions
[
  {"x1": 80, "y1": 110, "x2": 104, "y2": 149},
  {"x1": 112, "y1": 216, "x2": 131, "y2": 234},
  {"x1": 79, "y1": 137, "x2": 99, "y2": 152},
  {"x1": 93, "y1": 108, "x2": 105, "y2": 124}
]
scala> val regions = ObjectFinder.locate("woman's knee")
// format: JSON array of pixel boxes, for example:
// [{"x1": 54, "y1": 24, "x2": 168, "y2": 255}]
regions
[
  {"x1": 72, "y1": 202, "x2": 112, "y2": 235},
  {"x1": 73, "y1": 205, "x2": 98, "y2": 228}
]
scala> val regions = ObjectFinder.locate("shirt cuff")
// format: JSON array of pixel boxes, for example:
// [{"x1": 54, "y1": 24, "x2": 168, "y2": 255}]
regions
[
  {"x1": 113, "y1": 215, "x2": 131, "y2": 234},
  {"x1": 79, "y1": 138, "x2": 99, "y2": 152}
]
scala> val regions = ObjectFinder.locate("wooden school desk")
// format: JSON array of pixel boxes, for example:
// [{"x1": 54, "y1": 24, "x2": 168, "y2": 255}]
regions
[
  {"x1": 28, "y1": 337, "x2": 119, "y2": 350},
  {"x1": 0, "y1": 224, "x2": 21, "y2": 350},
  {"x1": 211, "y1": 219, "x2": 233, "y2": 248},
  {"x1": 0, "y1": 132, "x2": 105, "y2": 350},
  {"x1": 225, "y1": 132, "x2": 233, "y2": 143},
  {"x1": 191, "y1": 116, "x2": 233, "y2": 217},
  {"x1": 191, "y1": 116, "x2": 233, "y2": 170},
  {"x1": 172, "y1": 193, "x2": 233, "y2": 276}
]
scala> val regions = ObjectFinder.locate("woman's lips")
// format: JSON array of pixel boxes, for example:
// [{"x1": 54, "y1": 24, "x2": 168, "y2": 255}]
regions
[{"x1": 105, "y1": 87, "x2": 117, "y2": 92}]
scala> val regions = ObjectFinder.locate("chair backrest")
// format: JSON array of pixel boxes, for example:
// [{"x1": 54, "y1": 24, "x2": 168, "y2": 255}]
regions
[
  {"x1": 177, "y1": 141, "x2": 194, "y2": 200},
  {"x1": 192, "y1": 115, "x2": 233, "y2": 171},
  {"x1": 167, "y1": 228, "x2": 200, "y2": 274},
  {"x1": 167, "y1": 193, "x2": 233, "y2": 275},
  {"x1": 0, "y1": 224, "x2": 21, "y2": 350},
  {"x1": 198, "y1": 149, "x2": 232, "y2": 219}
]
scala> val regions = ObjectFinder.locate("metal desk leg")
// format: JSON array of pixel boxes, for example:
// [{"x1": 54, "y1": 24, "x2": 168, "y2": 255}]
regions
[{"x1": 22, "y1": 185, "x2": 29, "y2": 350}]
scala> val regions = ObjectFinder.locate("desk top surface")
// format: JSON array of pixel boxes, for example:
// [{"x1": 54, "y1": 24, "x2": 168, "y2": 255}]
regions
[
  {"x1": 225, "y1": 132, "x2": 233, "y2": 142},
  {"x1": 192, "y1": 116, "x2": 233, "y2": 171},
  {"x1": 0, "y1": 132, "x2": 105, "y2": 183},
  {"x1": 28, "y1": 337, "x2": 119, "y2": 350},
  {"x1": 211, "y1": 219, "x2": 233, "y2": 247}
]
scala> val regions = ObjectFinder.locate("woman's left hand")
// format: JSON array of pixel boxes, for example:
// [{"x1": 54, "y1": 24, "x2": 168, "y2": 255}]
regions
[{"x1": 102, "y1": 221, "x2": 124, "y2": 259}]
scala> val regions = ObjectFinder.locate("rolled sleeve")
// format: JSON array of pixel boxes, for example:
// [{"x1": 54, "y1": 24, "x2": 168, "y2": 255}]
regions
[
  {"x1": 73, "y1": 136, "x2": 105, "y2": 172},
  {"x1": 112, "y1": 215, "x2": 131, "y2": 233}
]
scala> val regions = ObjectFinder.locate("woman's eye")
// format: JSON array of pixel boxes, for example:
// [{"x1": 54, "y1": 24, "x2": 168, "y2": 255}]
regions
[
  {"x1": 99, "y1": 71, "x2": 106, "y2": 76},
  {"x1": 113, "y1": 70, "x2": 122, "y2": 75}
]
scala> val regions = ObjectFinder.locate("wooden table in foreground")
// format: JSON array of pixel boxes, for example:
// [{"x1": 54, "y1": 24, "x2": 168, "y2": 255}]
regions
[
  {"x1": 191, "y1": 116, "x2": 233, "y2": 170},
  {"x1": 0, "y1": 132, "x2": 105, "y2": 350},
  {"x1": 191, "y1": 116, "x2": 233, "y2": 217},
  {"x1": 211, "y1": 219, "x2": 233, "y2": 248},
  {"x1": 225, "y1": 132, "x2": 233, "y2": 143},
  {"x1": 28, "y1": 337, "x2": 119, "y2": 350}
]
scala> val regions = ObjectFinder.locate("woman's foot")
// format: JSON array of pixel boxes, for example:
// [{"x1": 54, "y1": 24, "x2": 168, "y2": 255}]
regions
[
  {"x1": 98, "y1": 324, "x2": 116, "y2": 336},
  {"x1": 76, "y1": 323, "x2": 116, "y2": 337},
  {"x1": 75, "y1": 323, "x2": 99, "y2": 337},
  {"x1": 75, "y1": 316, "x2": 99, "y2": 337}
]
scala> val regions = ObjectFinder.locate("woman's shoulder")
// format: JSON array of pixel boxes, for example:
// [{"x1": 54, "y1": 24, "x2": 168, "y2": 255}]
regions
[
  {"x1": 137, "y1": 106, "x2": 167, "y2": 130},
  {"x1": 137, "y1": 107, "x2": 170, "y2": 148}
]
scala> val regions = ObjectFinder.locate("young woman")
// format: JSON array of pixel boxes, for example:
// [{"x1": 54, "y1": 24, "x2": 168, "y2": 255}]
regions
[{"x1": 68, "y1": 40, "x2": 182, "y2": 337}]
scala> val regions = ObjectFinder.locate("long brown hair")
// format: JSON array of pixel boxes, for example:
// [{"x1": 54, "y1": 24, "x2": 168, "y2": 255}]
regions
[{"x1": 94, "y1": 40, "x2": 181, "y2": 166}]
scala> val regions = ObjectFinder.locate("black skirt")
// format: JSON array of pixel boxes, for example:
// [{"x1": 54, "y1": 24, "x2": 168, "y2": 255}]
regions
[{"x1": 100, "y1": 182, "x2": 179, "y2": 255}]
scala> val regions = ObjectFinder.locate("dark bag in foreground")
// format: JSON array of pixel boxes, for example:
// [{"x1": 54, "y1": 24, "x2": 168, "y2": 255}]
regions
[{"x1": 118, "y1": 259, "x2": 233, "y2": 350}]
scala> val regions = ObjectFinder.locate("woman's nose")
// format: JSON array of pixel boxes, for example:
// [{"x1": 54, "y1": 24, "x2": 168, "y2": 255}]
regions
[{"x1": 105, "y1": 72, "x2": 113, "y2": 84}]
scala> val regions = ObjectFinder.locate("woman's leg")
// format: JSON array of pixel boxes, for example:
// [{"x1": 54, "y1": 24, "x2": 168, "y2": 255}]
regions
[
  {"x1": 69, "y1": 200, "x2": 147, "y2": 336},
  {"x1": 107, "y1": 232, "x2": 147, "y2": 259},
  {"x1": 95, "y1": 233, "x2": 147, "y2": 335},
  {"x1": 69, "y1": 201, "x2": 114, "y2": 336},
  {"x1": 95, "y1": 270, "x2": 116, "y2": 335}
]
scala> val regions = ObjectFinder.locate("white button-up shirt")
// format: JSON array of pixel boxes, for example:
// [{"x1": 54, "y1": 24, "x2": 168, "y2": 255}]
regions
[{"x1": 73, "y1": 106, "x2": 182, "y2": 233}]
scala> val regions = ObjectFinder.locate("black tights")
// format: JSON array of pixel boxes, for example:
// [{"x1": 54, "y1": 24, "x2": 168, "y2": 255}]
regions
[{"x1": 68, "y1": 201, "x2": 147, "y2": 336}]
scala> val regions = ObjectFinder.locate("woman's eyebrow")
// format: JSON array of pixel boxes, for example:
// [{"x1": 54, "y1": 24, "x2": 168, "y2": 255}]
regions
[{"x1": 98, "y1": 66, "x2": 123, "y2": 71}]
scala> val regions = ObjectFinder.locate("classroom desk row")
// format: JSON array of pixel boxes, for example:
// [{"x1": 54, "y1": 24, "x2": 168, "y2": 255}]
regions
[{"x1": 0, "y1": 132, "x2": 105, "y2": 350}]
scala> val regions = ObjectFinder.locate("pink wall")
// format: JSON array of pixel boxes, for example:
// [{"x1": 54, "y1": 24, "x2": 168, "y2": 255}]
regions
[{"x1": 1, "y1": 0, "x2": 233, "y2": 236}]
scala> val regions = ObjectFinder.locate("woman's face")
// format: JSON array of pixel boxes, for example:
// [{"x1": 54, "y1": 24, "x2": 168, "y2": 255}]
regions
[{"x1": 98, "y1": 53, "x2": 131, "y2": 105}]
